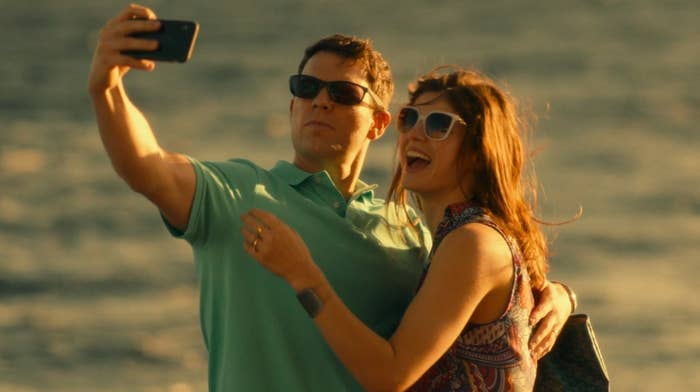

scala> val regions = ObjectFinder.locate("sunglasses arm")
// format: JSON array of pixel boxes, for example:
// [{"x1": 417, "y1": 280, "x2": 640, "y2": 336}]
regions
[{"x1": 366, "y1": 89, "x2": 387, "y2": 111}]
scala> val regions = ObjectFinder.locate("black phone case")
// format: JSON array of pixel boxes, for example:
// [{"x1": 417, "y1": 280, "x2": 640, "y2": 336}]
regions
[{"x1": 123, "y1": 20, "x2": 199, "y2": 63}]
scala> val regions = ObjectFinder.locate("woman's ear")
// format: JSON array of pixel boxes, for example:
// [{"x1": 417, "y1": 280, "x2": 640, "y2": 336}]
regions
[{"x1": 367, "y1": 110, "x2": 391, "y2": 141}]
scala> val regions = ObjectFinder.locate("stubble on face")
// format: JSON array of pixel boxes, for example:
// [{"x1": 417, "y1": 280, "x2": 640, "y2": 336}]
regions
[{"x1": 290, "y1": 52, "x2": 376, "y2": 173}]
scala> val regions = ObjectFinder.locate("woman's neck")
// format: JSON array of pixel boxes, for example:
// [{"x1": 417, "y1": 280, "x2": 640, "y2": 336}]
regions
[{"x1": 420, "y1": 193, "x2": 473, "y2": 235}]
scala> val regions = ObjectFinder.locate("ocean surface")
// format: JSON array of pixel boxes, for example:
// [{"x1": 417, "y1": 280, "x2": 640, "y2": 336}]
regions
[{"x1": 1, "y1": 1, "x2": 698, "y2": 390}]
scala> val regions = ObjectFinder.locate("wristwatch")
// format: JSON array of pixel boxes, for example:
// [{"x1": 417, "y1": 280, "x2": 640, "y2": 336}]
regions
[{"x1": 297, "y1": 288, "x2": 324, "y2": 318}]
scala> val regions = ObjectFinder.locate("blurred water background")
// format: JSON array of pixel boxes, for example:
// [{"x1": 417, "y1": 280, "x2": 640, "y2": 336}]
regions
[{"x1": 1, "y1": 0, "x2": 698, "y2": 391}]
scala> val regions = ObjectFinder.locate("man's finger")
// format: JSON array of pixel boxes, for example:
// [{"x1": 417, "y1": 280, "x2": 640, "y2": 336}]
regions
[
  {"x1": 533, "y1": 326, "x2": 560, "y2": 356},
  {"x1": 529, "y1": 310, "x2": 555, "y2": 350},
  {"x1": 118, "y1": 36, "x2": 160, "y2": 52},
  {"x1": 535, "y1": 332, "x2": 558, "y2": 359},
  {"x1": 529, "y1": 300, "x2": 551, "y2": 326},
  {"x1": 113, "y1": 19, "x2": 162, "y2": 38},
  {"x1": 112, "y1": 54, "x2": 155, "y2": 71},
  {"x1": 114, "y1": 3, "x2": 158, "y2": 22}
]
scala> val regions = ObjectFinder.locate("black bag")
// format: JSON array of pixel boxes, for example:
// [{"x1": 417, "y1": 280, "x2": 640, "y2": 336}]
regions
[{"x1": 534, "y1": 314, "x2": 610, "y2": 392}]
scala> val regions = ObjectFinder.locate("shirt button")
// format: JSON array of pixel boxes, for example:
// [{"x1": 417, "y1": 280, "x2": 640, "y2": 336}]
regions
[{"x1": 333, "y1": 201, "x2": 341, "y2": 209}]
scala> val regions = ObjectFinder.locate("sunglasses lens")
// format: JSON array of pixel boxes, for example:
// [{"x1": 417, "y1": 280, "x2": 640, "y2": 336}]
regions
[
  {"x1": 328, "y1": 82, "x2": 366, "y2": 105},
  {"x1": 425, "y1": 113, "x2": 454, "y2": 139},
  {"x1": 290, "y1": 75, "x2": 321, "y2": 99},
  {"x1": 398, "y1": 107, "x2": 419, "y2": 133},
  {"x1": 290, "y1": 75, "x2": 368, "y2": 105}
]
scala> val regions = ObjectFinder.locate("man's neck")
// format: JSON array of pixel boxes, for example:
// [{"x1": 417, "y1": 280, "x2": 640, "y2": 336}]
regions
[
  {"x1": 293, "y1": 151, "x2": 367, "y2": 199},
  {"x1": 326, "y1": 163, "x2": 360, "y2": 199}
]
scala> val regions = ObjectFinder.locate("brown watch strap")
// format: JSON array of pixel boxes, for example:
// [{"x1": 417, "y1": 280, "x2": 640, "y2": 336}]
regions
[{"x1": 296, "y1": 288, "x2": 323, "y2": 318}]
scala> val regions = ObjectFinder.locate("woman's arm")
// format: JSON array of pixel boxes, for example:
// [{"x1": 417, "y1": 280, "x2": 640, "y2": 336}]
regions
[{"x1": 240, "y1": 209, "x2": 514, "y2": 391}]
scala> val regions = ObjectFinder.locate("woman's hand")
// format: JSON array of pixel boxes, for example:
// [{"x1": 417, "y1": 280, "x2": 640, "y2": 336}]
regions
[
  {"x1": 528, "y1": 280, "x2": 574, "y2": 359},
  {"x1": 240, "y1": 209, "x2": 324, "y2": 292}
]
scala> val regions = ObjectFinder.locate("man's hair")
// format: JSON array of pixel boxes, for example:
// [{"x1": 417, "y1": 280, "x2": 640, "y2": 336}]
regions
[{"x1": 297, "y1": 34, "x2": 394, "y2": 109}]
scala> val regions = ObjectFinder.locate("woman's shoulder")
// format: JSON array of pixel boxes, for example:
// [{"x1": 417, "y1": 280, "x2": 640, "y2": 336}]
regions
[
  {"x1": 428, "y1": 224, "x2": 513, "y2": 296},
  {"x1": 441, "y1": 222, "x2": 512, "y2": 264}
]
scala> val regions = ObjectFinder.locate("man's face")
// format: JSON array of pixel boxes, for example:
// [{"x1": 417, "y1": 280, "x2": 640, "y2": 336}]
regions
[{"x1": 290, "y1": 51, "x2": 382, "y2": 171}]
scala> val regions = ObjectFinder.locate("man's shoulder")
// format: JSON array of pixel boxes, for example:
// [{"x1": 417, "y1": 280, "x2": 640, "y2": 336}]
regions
[
  {"x1": 195, "y1": 157, "x2": 263, "y2": 170},
  {"x1": 189, "y1": 157, "x2": 270, "y2": 181}
]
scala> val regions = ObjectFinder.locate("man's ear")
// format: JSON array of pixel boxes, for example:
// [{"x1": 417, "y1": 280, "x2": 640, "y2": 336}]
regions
[
  {"x1": 367, "y1": 110, "x2": 391, "y2": 141},
  {"x1": 289, "y1": 99, "x2": 295, "y2": 113}
]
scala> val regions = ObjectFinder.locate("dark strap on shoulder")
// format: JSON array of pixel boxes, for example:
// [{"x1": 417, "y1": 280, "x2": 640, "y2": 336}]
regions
[{"x1": 430, "y1": 205, "x2": 523, "y2": 268}]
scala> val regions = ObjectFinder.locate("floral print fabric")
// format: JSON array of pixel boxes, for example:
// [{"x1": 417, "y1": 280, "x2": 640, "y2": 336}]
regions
[{"x1": 407, "y1": 202, "x2": 536, "y2": 392}]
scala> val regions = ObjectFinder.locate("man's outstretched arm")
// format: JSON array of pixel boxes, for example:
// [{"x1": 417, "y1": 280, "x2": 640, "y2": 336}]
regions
[{"x1": 88, "y1": 4, "x2": 194, "y2": 231}]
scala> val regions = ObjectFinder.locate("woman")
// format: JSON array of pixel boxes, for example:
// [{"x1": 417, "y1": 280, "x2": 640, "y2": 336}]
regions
[{"x1": 242, "y1": 67, "x2": 559, "y2": 391}]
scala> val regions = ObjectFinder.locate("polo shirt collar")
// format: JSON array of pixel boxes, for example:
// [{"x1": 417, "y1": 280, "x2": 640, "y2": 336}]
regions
[
  {"x1": 270, "y1": 160, "x2": 312, "y2": 186},
  {"x1": 352, "y1": 179, "x2": 377, "y2": 201},
  {"x1": 270, "y1": 160, "x2": 377, "y2": 200}
]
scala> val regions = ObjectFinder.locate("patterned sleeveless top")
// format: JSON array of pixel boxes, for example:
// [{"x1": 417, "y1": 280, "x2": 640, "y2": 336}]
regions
[{"x1": 407, "y1": 201, "x2": 537, "y2": 392}]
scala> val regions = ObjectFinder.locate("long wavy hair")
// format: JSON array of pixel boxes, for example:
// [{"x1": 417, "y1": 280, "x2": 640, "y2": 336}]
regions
[{"x1": 387, "y1": 66, "x2": 551, "y2": 289}]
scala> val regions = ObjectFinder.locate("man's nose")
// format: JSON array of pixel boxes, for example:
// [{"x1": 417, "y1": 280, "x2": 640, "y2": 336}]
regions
[{"x1": 311, "y1": 86, "x2": 332, "y2": 109}]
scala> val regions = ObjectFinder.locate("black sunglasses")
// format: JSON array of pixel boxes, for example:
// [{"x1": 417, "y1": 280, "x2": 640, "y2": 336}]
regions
[
  {"x1": 289, "y1": 74, "x2": 382, "y2": 108},
  {"x1": 397, "y1": 106, "x2": 466, "y2": 141}
]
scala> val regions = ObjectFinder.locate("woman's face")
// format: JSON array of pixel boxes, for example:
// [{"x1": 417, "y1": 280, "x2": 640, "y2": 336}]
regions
[{"x1": 397, "y1": 91, "x2": 475, "y2": 203}]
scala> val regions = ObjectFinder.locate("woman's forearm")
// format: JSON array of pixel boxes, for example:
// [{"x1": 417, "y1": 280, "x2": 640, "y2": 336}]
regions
[{"x1": 310, "y1": 279, "x2": 414, "y2": 392}]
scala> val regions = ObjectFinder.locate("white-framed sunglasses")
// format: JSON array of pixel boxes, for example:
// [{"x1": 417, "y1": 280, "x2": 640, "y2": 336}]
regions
[{"x1": 396, "y1": 106, "x2": 467, "y2": 141}]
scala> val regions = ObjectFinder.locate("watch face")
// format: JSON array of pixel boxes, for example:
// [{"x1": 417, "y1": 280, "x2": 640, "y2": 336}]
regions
[{"x1": 297, "y1": 288, "x2": 323, "y2": 318}]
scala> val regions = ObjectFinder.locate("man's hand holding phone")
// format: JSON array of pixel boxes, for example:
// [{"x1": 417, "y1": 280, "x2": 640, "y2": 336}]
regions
[
  {"x1": 122, "y1": 20, "x2": 199, "y2": 63},
  {"x1": 88, "y1": 4, "x2": 198, "y2": 95}
]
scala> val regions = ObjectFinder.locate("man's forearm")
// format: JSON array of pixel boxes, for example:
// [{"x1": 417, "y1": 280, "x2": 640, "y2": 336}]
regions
[{"x1": 91, "y1": 83, "x2": 166, "y2": 194}]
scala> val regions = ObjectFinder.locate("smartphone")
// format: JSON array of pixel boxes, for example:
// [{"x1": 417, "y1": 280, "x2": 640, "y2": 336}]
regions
[{"x1": 123, "y1": 20, "x2": 199, "y2": 63}]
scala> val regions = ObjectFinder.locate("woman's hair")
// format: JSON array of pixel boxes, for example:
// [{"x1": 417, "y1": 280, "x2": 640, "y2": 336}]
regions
[{"x1": 387, "y1": 66, "x2": 550, "y2": 289}]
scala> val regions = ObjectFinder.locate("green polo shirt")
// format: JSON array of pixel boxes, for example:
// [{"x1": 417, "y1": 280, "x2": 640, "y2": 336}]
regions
[{"x1": 165, "y1": 158, "x2": 430, "y2": 392}]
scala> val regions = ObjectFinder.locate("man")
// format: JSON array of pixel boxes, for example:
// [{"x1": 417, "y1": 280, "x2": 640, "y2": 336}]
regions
[{"x1": 89, "y1": 4, "x2": 574, "y2": 391}]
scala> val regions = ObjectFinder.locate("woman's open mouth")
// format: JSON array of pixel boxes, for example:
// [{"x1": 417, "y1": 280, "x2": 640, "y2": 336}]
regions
[{"x1": 406, "y1": 150, "x2": 431, "y2": 171}]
